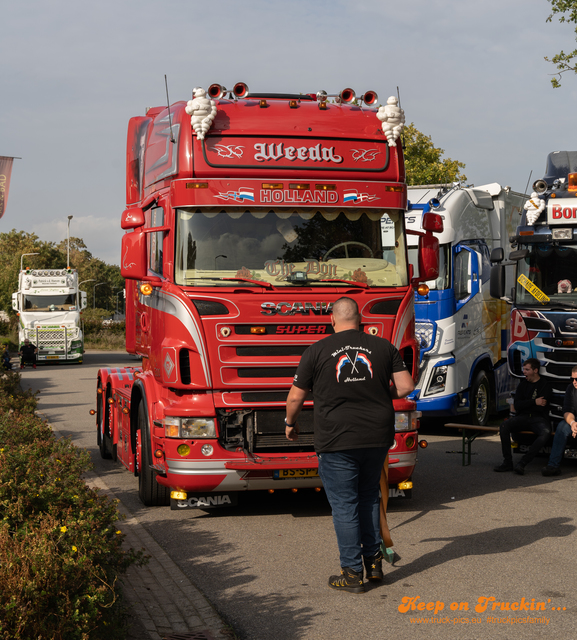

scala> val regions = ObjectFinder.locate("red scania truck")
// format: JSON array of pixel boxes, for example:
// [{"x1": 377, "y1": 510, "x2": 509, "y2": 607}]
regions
[{"x1": 96, "y1": 83, "x2": 441, "y2": 508}]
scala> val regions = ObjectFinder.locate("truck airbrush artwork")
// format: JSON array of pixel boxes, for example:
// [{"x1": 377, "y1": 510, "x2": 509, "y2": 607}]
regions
[
  {"x1": 94, "y1": 83, "x2": 442, "y2": 508},
  {"x1": 491, "y1": 151, "x2": 577, "y2": 456}
]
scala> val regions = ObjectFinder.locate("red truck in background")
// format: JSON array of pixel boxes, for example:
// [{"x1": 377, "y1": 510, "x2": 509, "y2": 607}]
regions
[{"x1": 96, "y1": 83, "x2": 441, "y2": 508}]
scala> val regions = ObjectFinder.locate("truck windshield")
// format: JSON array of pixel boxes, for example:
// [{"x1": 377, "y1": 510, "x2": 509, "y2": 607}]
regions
[
  {"x1": 516, "y1": 244, "x2": 577, "y2": 306},
  {"x1": 23, "y1": 294, "x2": 77, "y2": 311},
  {"x1": 175, "y1": 208, "x2": 408, "y2": 287}
]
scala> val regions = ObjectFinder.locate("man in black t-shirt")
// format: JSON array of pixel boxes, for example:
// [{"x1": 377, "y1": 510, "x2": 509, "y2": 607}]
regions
[
  {"x1": 494, "y1": 358, "x2": 552, "y2": 475},
  {"x1": 285, "y1": 297, "x2": 414, "y2": 593}
]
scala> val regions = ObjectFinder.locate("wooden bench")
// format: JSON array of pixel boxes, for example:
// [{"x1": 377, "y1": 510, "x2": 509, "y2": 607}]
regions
[
  {"x1": 445, "y1": 423, "x2": 542, "y2": 466},
  {"x1": 445, "y1": 423, "x2": 499, "y2": 466}
]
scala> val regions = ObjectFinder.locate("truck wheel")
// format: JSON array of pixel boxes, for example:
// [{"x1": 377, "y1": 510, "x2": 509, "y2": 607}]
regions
[
  {"x1": 137, "y1": 402, "x2": 170, "y2": 507},
  {"x1": 98, "y1": 384, "x2": 112, "y2": 460},
  {"x1": 469, "y1": 371, "x2": 490, "y2": 426}
]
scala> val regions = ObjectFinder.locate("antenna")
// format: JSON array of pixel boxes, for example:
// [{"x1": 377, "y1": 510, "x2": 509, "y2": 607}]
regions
[
  {"x1": 164, "y1": 75, "x2": 176, "y2": 144},
  {"x1": 523, "y1": 170, "x2": 533, "y2": 197},
  {"x1": 396, "y1": 86, "x2": 406, "y2": 149}
]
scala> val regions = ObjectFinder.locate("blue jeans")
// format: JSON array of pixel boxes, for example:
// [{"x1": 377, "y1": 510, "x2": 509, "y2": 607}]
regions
[
  {"x1": 317, "y1": 447, "x2": 389, "y2": 572},
  {"x1": 547, "y1": 420, "x2": 574, "y2": 468}
]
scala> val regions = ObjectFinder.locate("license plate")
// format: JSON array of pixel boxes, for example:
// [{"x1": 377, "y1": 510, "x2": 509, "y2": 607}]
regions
[
  {"x1": 46, "y1": 355, "x2": 59, "y2": 360},
  {"x1": 273, "y1": 468, "x2": 319, "y2": 479}
]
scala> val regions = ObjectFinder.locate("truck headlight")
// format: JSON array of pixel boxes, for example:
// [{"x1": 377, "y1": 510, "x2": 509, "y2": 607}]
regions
[
  {"x1": 164, "y1": 417, "x2": 216, "y2": 438},
  {"x1": 395, "y1": 411, "x2": 421, "y2": 432},
  {"x1": 415, "y1": 321, "x2": 435, "y2": 351},
  {"x1": 425, "y1": 365, "x2": 448, "y2": 396}
]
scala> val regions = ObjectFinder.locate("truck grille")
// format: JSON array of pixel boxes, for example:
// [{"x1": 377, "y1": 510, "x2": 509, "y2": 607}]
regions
[
  {"x1": 26, "y1": 327, "x2": 79, "y2": 350},
  {"x1": 253, "y1": 409, "x2": 314, "y2": 450}
]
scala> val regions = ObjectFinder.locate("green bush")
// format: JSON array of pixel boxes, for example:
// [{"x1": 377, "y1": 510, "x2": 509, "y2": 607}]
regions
[{"x1": 0, "y1": 371, "x2": 146, "y2": 639}]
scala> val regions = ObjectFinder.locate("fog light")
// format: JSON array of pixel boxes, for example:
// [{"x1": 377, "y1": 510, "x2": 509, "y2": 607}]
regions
[
  {"x1": 405, "y1": 436, "x2": 415, "y2": 449},
  {"x1": 171, "y1": 491, "x2": 187, "y2": 500},
  {"x1": 398, "y1": 481, "x2": 413, "y2": 490},
  {"x1": 177, "y1": 444, "x2": 191, "y2": 456},
  {"x1": 201, "y1": 444, "x2": 214, "y2": 456}
]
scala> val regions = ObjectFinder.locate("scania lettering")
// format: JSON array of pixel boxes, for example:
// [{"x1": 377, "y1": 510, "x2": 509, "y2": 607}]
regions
[
  {"x1": 12, "y1": 268, "x2": 87, "y2": 363},
  {"x1": 406, "y1": 183, "x2": 525, "y2": 424},
  {"x1": 491, "y1": 151, "x2": 577, "y2": 457},
  {"x1": 95, "y1": 83, "x2": 441, "y2": 508}
]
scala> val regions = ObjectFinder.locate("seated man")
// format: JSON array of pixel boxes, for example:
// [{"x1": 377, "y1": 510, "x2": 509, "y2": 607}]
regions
[
  {"x1": 19, "y1": 339, "x2": 38, "y2": 369},
  {"x1": 542, "y1": 365, "x2": 577, "y2": 476},
  {"x1": 494, "y1": 358, "x2": 552, "y2": 475}
]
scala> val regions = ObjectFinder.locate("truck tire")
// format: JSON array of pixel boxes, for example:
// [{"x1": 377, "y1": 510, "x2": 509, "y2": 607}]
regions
[
  {"x1": 137, "y1": 402, "x2": 170, "y2": 506},
  {"x1": 469, "y1": 370, "x2": 490, "y2": 426},
  {"x1": 98, "y1": 386, "x2": 117, "y2": 460},
  {"x1": 97, "y1": 383, "x2": 112, "y2": 459}
]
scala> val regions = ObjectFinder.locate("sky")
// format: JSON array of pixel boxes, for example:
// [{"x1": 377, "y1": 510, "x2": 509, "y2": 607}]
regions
[{"x1": 1, "y1": 0, "x2": 576, "y2": 266}]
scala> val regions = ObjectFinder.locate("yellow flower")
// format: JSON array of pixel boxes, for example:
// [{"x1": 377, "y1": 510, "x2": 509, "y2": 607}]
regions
[
  {"x1": 72, "y1": 546, "x2": 77, "y2": 552},
  {"x1": 116, "y1": 530, "x2": 121, "y2": 535},
  {"x1": 60, "y1": 526, "x2": 67, "y2": 533}
]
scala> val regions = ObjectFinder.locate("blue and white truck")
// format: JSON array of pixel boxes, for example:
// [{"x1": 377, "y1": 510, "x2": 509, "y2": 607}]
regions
[{"x1": 404, "y1": 183, "x2": 525, "y2": 424}]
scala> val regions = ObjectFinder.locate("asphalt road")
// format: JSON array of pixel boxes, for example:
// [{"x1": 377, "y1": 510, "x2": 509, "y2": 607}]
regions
[{"x1": 20, "y1": 351, "x2": 577, "y2": 640}]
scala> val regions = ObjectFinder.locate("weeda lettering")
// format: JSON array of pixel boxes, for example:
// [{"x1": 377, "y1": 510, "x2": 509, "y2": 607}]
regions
[{"x1": 254, "y1": 142, "x2": 343, "y2": 164}]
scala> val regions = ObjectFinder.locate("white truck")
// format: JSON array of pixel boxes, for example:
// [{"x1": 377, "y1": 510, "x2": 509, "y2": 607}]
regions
[
  {"x1": 12, "y1": 268, "x2": 87, "y2": 364},
  {"x1": 405, "y1": 183, "x2": 525, "y2": 424}
]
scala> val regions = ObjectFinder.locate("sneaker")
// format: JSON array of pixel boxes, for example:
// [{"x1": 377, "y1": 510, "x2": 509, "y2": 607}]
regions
[
  {"x1": 513, "y1": 463, "x2": 525, "y2": 475},
  {"x1": 542, "y1": 465, "x2": 561, "y2": 477},
  {"x1": 328, "y1": 567, "x2": 365, "y2": 593},
  {"x1": 493, "y1": 460, "x2": 514, "y2": 472},
  {"x1": 363, "y1": 551, "x2": 384, "y2": 581}
]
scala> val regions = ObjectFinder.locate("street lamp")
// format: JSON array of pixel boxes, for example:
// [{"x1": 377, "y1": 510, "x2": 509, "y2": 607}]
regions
[
  {"x1": 67, "y1": 215, "x2": 73, "y2": 268},
  {"x1": 21, "y1": 253, "x2": 39, "y2": 271},
  {"x1": 93, "y1": 282, "x2": 107, "y2": 309},
  {"x1": 215, "y1": 254, "x2": 227, "y2": 269},
  {"x1": 115, "y1": 289, "x2": 124, "y2": 315},
  {"x1": 79, "y1": 279, "x2": 96, "y2": 288}
]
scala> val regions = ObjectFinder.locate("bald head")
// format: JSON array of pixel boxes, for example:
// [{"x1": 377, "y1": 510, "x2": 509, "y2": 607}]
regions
[{"x1": 331, "y1": 297, "x2": 360, "y2": 332}]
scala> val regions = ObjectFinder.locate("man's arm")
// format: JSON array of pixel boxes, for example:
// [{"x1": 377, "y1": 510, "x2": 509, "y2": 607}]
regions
[
  {"x1": 285, "y1": 385, "x2": 309, "y2": 441},
  {"x1": 390, "y1": 370, "x2": 415, "y2": 399}
]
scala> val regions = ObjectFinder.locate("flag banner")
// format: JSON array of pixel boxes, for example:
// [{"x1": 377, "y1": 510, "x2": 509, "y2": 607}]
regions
[{"x1": 0, "y1": 156, "x2": 15, "y2": 219}]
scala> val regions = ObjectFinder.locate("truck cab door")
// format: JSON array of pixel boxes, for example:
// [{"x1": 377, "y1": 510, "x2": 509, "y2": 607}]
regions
[{"x1": 453, "y1": 244, "x2": 483, "y2": 371}]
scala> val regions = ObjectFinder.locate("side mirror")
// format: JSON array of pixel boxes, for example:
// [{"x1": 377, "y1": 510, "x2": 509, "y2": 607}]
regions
[
  {"x1": 80, "y1": 291, "x2": 88, "y2": 310},
  {"x1": 12, "y1": 293, "x2": 17, "y2": 310},
  {"x1": 121, "y1": 230, "x2": 148, "y2": 280},
  {"x1": 490, "y1": 247, "x2": 504, "y2": 263},
  {"x1": 422, "y1": 212, "x2": 444, "y2": 233},
  {"x1": 121, "y1": 207, "x2": 145, "y2": 230},
  {"x1": 490, "y1": 264, "x2": 506, "y2": 299},
  {"x1": 416, "y1": 233, "x2": 440, "y2": 282}
]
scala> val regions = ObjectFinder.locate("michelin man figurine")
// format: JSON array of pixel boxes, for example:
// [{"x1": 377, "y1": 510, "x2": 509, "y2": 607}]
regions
[
  {"x1": 524, "y1": 193, "x2": 546, "y2": 226},
  {"x1": 185, "y1": 88, "x2": 217, "y2": 140},
  {"x1": 377, "y1": 96, "x2": 405, "y2": 147}
]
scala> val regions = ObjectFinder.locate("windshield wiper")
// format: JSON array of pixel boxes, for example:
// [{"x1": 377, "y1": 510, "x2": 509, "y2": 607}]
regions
[
  {"x1": 544, "y1": 302, "x2": 577, "y2": 310},
  {"x1": 320, "y1": 278, "x2": 369, "y2": 289},
  {"x1": 184, "y1": 276, "x2": 273, "y2": 289},
  {"x1": 221, "y1": 277, "x2": 273, "y2": 289}
]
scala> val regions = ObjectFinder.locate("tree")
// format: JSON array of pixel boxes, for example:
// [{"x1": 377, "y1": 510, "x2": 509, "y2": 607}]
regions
[
  {"x1": 403, "y1": 123, "x2": 467, "y2": 186},
  {"x1": 545, "y1": 0, "x2": 577, "y2": 87}
]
